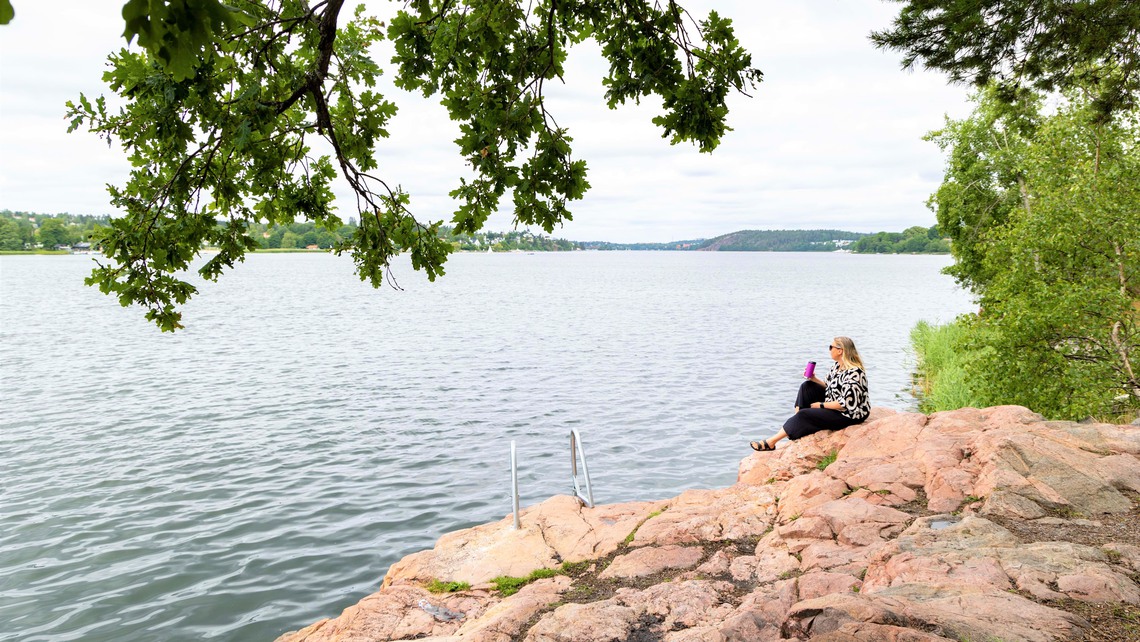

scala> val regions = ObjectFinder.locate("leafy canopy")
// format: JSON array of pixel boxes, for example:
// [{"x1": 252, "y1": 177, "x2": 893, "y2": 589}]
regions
[
  {"x1": 873, "y1": 0, "x2": 1140, "y2": 120},
  {"x1": 925, "y1": 87, "x2": 1140, "y2": 418},
  {"x1": 924, "y1": 85, "x2": 1040, "y2": 293},
  {"x1": 65, "y1": 0, "x2": 761, "y2": 331}
]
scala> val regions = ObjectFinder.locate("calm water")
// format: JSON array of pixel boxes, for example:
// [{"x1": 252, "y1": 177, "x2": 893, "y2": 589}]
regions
[{"x1": 0, "y1": 251, "x2": 973, "y2": 641}]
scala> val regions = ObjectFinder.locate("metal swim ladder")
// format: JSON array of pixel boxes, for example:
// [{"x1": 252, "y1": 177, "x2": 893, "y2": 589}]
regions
[{"x1": 509, "y1": 429, "x2": 595, "y2": 529}]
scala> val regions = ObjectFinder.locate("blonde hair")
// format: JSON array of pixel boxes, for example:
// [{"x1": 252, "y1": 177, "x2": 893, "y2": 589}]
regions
[{"x1": 833, "y1": 336, "x2": 864, "y2": 370}]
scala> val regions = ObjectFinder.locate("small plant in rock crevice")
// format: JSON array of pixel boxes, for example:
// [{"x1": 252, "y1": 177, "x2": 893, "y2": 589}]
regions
[
  {"x1": 816, "y1": 450, "x2": 838, "y2": 471},
  {"x1": 491, "y1": 568, "x2": 561, "y2": 596},
  {"x1": 622, "y1": 506, "x2": 668, "y2": 545},
  {"x1": 425, "y1": 579, "x2": 471, "y2": 593}
]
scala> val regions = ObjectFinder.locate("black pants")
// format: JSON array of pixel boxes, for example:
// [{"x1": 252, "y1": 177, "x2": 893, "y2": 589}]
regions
[{"x1": 782, "y1": 380, "x2": 861, "y2": 440}]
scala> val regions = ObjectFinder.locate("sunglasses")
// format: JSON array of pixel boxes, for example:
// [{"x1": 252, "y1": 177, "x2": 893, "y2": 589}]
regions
[{"x1": 829, "y1": 344, "x2": 842, "y2": 351}]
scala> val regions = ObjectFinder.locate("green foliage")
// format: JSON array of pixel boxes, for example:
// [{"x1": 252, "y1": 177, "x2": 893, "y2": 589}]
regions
[
  {"x1": 0, "y1": 215, "x2": 34, "y2": 250},
  {"x1": 68, "y1": 1, "x2": 759, "y2": 331},
  {"x1": 0, "y1": 0, "x2": 12, "y2": 25},
  {"x1": 918, "y1": 88, "x2": 1140, "y2": 420},
  {"x1": 924, "y1": 86, "x2": 1041, "y2": 293},
  {"x1": 425, "y1": 579, "x2": 470, "y2": 594},
  {"x1": 490, "y1": 567, "x2": 560, "y2": 596},
  {"x1": 35, "y1": 218, "x2": 74, "y2": 249},
  {"x1": 873, "y1": 0, "x2": 1140, "y2": 119},
  {"x1": 121, "y1": 0, "x2": 249, "y2": 81},
  {"x1": 815, "y1": 450, "x2": 838, "y2": 471},
  {"x1": 850, "y1": 225, "x2": 949, "y2": 254},
  {"x1": 968, "y1": 97, "x2": 1140, "y2": 419},
  {"x1": 909, "y1": 318, "x2": 992, "y2": 413}
]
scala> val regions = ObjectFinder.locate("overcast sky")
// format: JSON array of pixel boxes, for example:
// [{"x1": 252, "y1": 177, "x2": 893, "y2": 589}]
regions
[{"x1": 0, "y1": 1, "x2": 974, "y2": 243}]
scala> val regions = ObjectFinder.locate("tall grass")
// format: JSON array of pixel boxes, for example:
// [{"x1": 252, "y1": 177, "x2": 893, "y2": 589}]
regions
[{"x1": 909, "y1": 319, "x2": 991, "y2": 413}]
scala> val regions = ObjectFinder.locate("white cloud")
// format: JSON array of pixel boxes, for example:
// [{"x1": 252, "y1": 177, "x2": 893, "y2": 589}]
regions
[{"x1": 0, "y1": 0, "x2": 973, "y2": 241}]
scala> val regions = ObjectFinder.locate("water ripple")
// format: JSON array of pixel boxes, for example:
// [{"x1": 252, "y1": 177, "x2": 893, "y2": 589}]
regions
[{"x1": 0, "y1": 252, "x2": 973, "y2": 641}]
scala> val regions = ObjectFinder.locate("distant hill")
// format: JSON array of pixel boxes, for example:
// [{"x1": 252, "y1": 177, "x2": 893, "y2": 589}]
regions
[
  {"x1": 694, "y1": 229, "x2": 865, "y2": 252},
  {"x1": 578, "y1": 229, "x2": 867, "y2": 252}
]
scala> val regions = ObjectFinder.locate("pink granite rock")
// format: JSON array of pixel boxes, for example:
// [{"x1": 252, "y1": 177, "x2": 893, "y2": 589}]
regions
[
  {"x1": 613, "y1": 580, "x2": 736, "y2": 629},
  {"x1": 449, "y1": 577, "x2": 573, "y2": 642},
  {"x1": 776, "y1": 514, "x2": 833, "y2": 550},
  {"x1": 775, "y1": 471, "x2": 850, "y2": 523},
  {"x1": 862, "y1": 515, "x2": 1140, "y2": 605},
  {"x1": 837, "y1": 412, "x2": 928, "y2": 461},
  {"x1": 972, "y1": 427, "x2": 1140, "y2": 515},
  {"x1": 799, "y1": 539, "x2": 883, "y2": 574},
  {"x1": 802, "y1": 497, "x2": 912, "y2": 544},
  {"x1": 797, "y1": 571, "x2": 863, "y2": 600},
  {"x1": 730, "y1": 578, "x2": 800, "y2": 637},
  {"x1": 633, "y1": 485, "x2": 776, "y2": 546},
  {"x1": 383, "y1": 495, "x2": 665, "y2": 586},
  {"x1": 729, "y1": 533, "x2": 801, "y2": 583},
  {"x1": 979, "y1": 489, "x2": 1047, "y2": 519},
  {"x1": 522, "y1": 601, "x2": 639, "y2": 642},
  {"x1": 837, "y1": 460, "x2": 926, "y2": 491},
  {"x1": 1104, "y1": 543, "x2": 1140, "y2": 572},
  {"x1": 812, "y1": 622, "x2": 955, "y2": 641},
  {"x1": 524, "y1": 580, "x2": 737, "y2": 642},
  {"x1": 279, "y1": 407, "x2": 1139, "y2": 642},
  {"x1": 784, "y1": 585, "x2": 1088, "y2": 642},
  {"x1": 598, "y1": 544, "x2": 704, "y2": 580},
  {"x1": 274, "y1": 585, "x2": 493, "y2": 642},
  {"x1": 842, "y1": 484, "x2": 917, "y2": 507},
  {"x1": 687, "y1": 548, "x2": 734, "y2": 578}
]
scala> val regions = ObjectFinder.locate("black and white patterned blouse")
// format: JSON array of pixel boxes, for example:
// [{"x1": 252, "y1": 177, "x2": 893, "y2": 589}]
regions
[{"x1": 823, "y1": 364, "x2": 870, "y2": 421}]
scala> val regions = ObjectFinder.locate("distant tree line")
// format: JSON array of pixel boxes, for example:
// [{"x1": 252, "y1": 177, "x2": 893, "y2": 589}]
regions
[
  {"x1": 441, "y1": 227, "x2": 577, "y2": 252},
  {"x1": 0, "y1": 210, "x2": 109, "y2": 250},
  {"x1": 850, "y1": 225, "x2": 949, "y2": 254},
  {"x1": 2, "y1": 210, "x2": 948, "y2": 255},
  {"x1": 0, "y1": 210, "x2": 579, "y2": 253}
]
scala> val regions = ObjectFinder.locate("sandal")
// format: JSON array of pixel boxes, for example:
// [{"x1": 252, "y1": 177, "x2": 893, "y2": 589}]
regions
[{"x1": 750, "y1": 440, "x2": 775, "y2": 452}]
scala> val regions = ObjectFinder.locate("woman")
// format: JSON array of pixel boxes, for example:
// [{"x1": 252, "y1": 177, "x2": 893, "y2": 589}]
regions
[{"x1": 750, "y1": 336, "x2": 870, "y2": 451}]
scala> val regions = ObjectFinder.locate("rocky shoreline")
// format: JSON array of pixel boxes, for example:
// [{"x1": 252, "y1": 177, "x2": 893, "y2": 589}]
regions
[{"x1": 275, "y1": 406, "x2": 1140, "y2": 641}]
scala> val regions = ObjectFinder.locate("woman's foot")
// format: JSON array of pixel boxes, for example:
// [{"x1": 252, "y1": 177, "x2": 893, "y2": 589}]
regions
[{"x1": 749, "y1": 439, "x2": 775, "y2": 452}]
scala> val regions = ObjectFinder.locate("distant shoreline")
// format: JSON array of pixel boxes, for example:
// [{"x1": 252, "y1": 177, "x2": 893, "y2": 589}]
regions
[{"x1": 0, "y1": 248, "x2": 952, "y2": 257}]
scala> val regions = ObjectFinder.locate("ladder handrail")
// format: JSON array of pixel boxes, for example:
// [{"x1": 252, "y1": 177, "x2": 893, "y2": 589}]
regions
[
  {"x1": 510, "y1": 440, "x2": 520, "y2": 529},
  {"x1": 569, "y1": 429, "x2": 594, "y2": 508}
]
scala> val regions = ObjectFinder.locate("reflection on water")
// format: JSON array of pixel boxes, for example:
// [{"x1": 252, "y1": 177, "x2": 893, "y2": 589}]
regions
[{"x1": 0, "y1": 252, "x2": 973, "y2": 641}]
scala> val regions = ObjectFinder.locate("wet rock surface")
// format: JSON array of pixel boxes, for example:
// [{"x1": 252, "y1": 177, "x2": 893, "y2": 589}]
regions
[{"x1": 275, "y1": 407, "x2": 1140, "y2": 642}]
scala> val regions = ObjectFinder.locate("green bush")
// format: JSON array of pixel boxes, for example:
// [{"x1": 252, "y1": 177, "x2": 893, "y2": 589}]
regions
[{"x1": 909, "y1": 318, "x2": 992, "y2": 413}]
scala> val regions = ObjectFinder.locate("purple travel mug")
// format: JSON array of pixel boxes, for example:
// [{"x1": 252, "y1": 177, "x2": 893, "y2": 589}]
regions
[{"x1": 804, "y1": 361, "x2": 816, "y2": 378}]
